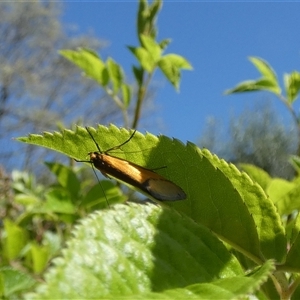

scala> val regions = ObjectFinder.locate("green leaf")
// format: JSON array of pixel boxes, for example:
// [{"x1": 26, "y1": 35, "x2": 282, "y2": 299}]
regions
[
  {"x1": 161, "y1": 54, "x2": 192, "y2": 70},
  {"x1": 132, "y1": 65, "x2": 144, "y2": 86},
  {"x1": 30, "y1": 242, "x2": 50, "y2": 274},
  {"x1": 3, "y1": 219, "x2": 28, "y2": 261},
  {"x1": 137, "y1": 0, "x2": 161, "y2": 38},
  {"x1": 60, "y1": 48, "x2": 109, "y2": 86},
  {"x1": 11, "y1": 170, "x2": 42, "y2": 195},
  {"x1": 267, "y1": 178, "x2": 300, "y2": 215},
  {"x1": 26, "y1": 203, "x2": 244, "y2": 299},
  {"x1": 137, "y1": 0, "x2": 147, "y2": 36},
  {"x1": 43, "y1": 188, "x2": 76, "y2": 214},
  {"x1": 176, "y1": 260, "x2": 274, "y2": 300},
  {"x1": 249, "y1": 57, "x2": 278, "y2": 85},
  {"x1": 14, "y1": 193, "x2": 40, "y2": 207},
  {"x1": 283, "y1": 212, "x2": 300, "y2": 271},
  {"x1": 17, "y1": 125, "x2": 285, "y2": 263},
  {"x1": 121, "y1": 83, "x2": 131, "y2": 108},
  {"x1": 267, "y1": 178, "x2": 295, "y2": 205},
  {"x1": 239, "y1": 163, "x2": 272, "y2": 191},
  {"x1": 140, "y1": 34, "x2": 162, "y2": 62},
  {"x1": 0, "y1": 273, "x2": 3, "y2": 298},
  {"x1": 158, "y1": 54, "x2": 192, "y2": 90},
  {"x1": 128, "y1": 46, "x2": 156, "y2": 72},
  {"x1": 0, "y1": 267, "x2": 36, "y2": 298},
  {"x1": 197, "y1": 150, "x2": 286, "y2": 263},
  {"x1": 159, "y1": 38, "x2": 171, "y2": 51},
  {"x1": 225, "y1": 57, "x2": 281, "y2": 95},
  {"x1": 225, "y1": 78, "x2": 280, "y2": 94},
  {"x1": 29, "y1": 260, "x2": 273, "y2": 299},
  {"x1": 80, "y1": 180, "x2": 126, "y2": 211},
  {"x1": 42, "y1": 231, "x2": 62, "y2": 257},
  {"x1": 289, "y1": 155, "x2": 300, "y2": 174},
  {"x1": 45, "y1": 162, "x2": 80, "y2": 199},
  {"x1": 106, "y1": 57, "x2": 124, "y2": 93},
  {"x1": 284, "y1": 71, "x2": 300, "y2": 103}
]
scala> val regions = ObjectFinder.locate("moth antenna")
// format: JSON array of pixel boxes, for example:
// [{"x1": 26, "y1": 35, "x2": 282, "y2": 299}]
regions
[
  {"x1": 106, "y1": 130, "x2": 137, "y2": 152},
  {"x1": 86, "y1": 126, "x2": 102, "y2": 153},
  {"x1": 73, "y1": 157, "x2": 110, "y2": 208},
  {"x1": 91, "y1": 162, "x2": 110, "y2": 209},
  {"x1": 75, "y1": 128, "x2": 110, "y2": 208}
]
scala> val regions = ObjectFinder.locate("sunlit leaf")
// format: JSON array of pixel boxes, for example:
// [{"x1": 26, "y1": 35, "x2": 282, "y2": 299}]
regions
[
  {"x1": 121, "y1": 83, "x2": 131, "y2": 108},
  {"x1": 140, "y1": 34, "x2": 162, "y2": 62},
  {"x1": 249, "y1": 57, "x2": 278, "y2": 85},
  {"x1": 158, "y1": 54, "x2": 192, "y2": 90},
  {"x1": 283, "y1": 212, "x2": 300, "y2": 271},
  {"x1": 106, "y1": 57, "x2": 124, "y2": 94},
  {"x1": 3, "y1": 219, "x2": 28, "y2": 261},
  {"x1": 45, "y1": 162, "x2": 80, "y2": 200},
  {"x1": 225, "y1": 57, "x2": 281, "y2": 95},
  {"x1": 60, "y1": 48, "x2": 109, "y2": 86},
  {"x1": 239, "y1": 163, "x2": 272, "y2": 191},
  {"x1": 284, "y1": 71, "x2": 300, "y2": 103},
  {"x1": 17, "y1": 125, "x2": 285, "y2": 262},
  {"x1": 267, "y1": 178, "x2": 300, "y2": 215},
  {"x1": 26, "y1": 203, "x2": 248, "y2": 299},
  {"x1": 128, "y1": 46, "x2": 155, "y2": 72},
  {"x1": 0, "y1": 267, "x2": 35, "y2": 298}
]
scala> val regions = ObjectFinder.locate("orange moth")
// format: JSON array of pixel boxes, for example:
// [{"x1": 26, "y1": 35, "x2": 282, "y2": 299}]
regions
[{"x1": 76, "y1": 127, "x2": 186, "y2": 201}]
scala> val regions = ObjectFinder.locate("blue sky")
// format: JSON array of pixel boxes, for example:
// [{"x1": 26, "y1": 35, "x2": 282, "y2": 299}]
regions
[{"x1": 62, "y1": 1, "x2": 300, "y2": 144}]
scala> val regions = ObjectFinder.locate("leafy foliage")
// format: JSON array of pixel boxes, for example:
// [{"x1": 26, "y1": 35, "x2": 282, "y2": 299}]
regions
[
  {"x1": 284, "y1": 71, "x2": 300, "y2": 104},
  {"x1": 223, "y1": 53, "x2": 300, "y2": 299},
  {"x1": 25, "y1": 203, "x2": 274, "y2": 299},
  {"x1": 17, "y1": 125, "x2": 284, "y2": 261},
  {"x1": 0, "y1": 267, "x2": 36, "y2": 298},
  {"x1": 225, "y1": 57, "x2": 281, "y2": 95},
  {"x1": 15, "y1": 124, "x2": 291, "y2": 298},
  {"x1": 225, "y1": 56, "x2": 300, "y2": 157},
  {"x1": 0, "y1": 163, "x2": 124, "y2": 297}
]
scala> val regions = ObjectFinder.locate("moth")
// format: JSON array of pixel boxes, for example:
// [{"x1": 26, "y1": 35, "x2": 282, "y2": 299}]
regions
[{"x1": 76, "y1": 127, "x2": 186, "y2": 202}]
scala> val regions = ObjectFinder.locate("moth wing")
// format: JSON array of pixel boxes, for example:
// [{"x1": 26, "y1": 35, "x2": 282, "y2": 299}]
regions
[{"x1": 144, "y1": 178, "x2": 186, "y2": 201}]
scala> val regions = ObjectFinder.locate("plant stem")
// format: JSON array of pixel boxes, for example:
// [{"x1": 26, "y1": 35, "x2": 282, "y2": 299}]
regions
[
  {"x1": 132, "y1": 71, "x2": 153, "y2": 129},
  {"x1": 288, "y1": 276, "x2": 300, "y2": 299},
  {"x1": 132, "y1": 85, "x2": 145, "y2": 129},
  {"x1": 105, "y1": 87, "x2": 129, "y2": 128},
  {"x1": 271, "y1": 272, "x2": 290, "y2": 300}
]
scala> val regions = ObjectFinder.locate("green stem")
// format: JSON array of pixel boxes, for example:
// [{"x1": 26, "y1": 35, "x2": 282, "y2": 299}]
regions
[
  {"x1": 271, "y1": 272, "x2": 289, "y2": 300},
  {"x1": 132, "y1": 71, "x2": 153, "y2": 129},
  {"x1": 288, "y1": 276, "x2": 300, "y2": 299},
  {"x1": 105, "y1": 87, "x2": 129, "y2": 128},
  {"x1": 132, "y1": 85, "x2": 145, "y2": 129}
]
